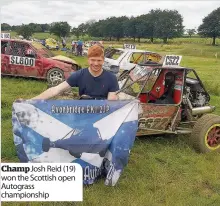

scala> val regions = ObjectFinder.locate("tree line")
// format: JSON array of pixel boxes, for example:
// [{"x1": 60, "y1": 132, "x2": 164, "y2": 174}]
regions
[{"x1": 1, "y1": 7, "x2": 220, "y2": 45}]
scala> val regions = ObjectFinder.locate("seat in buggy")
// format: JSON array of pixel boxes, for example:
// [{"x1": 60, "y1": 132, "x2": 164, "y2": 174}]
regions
[{"x1": 138, "y1": 70, "x2": 184, "y2": 105}]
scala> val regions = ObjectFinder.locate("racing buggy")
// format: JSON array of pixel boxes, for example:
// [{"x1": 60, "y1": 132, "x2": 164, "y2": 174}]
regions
[{"x1": 117, "y1": 55, "x2": 220, "y2": 153}]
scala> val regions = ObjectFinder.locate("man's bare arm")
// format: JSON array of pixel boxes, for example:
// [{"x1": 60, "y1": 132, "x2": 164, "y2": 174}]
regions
[
  {"x1": 107, "y1": 92, "x2": 118, "y2": 100},
  {"x1": 32, "y1": 81, "x2": 71, "y2": 100}
]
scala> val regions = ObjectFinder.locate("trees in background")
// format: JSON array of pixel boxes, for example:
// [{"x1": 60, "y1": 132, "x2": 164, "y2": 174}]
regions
[
  {"x1": 152, "y1": 9, "x2": 184, "y2": 43},
  {"x1": 49, "y1": 21, "x2": 71, "y2": 38},
  {"x1": 186, "y1": 29, "x2": 197, "y2": 37},
  {"x1": 86, "y1": 9, "x2": 184, "y2": 43},
  {"x1": 1, "y1": 7, "x2": 219, "y2": 45},
  {"x1": 16, "y1": 24, "x2": 34, "y2": 39},
  {"x1": 123, "y1": 16, "x2": 138, "y2": 42},
  {"x1": 41, "y1": 24, "x2": 50, "y2": 32},
  {"x1": 72, "y1": 27, "x2": 81, "y2": 39},
  {"x1": 1, "y1": 23, "x2": 11, "y2": 31},
  {"x1": 198, "y1": 7, "x2": 220, "y2": 45},
  {"x1": 2, "y1": 23, "x2": 51, "y2": 33}
]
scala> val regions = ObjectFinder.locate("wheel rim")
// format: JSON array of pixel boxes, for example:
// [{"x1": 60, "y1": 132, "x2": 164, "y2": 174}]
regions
[
  {"x1": 205, "y1": 124, "x2": 220, "y2": 150},
  {"x1": 49, "y1": 70, "x2": 63, "y2": 82}
]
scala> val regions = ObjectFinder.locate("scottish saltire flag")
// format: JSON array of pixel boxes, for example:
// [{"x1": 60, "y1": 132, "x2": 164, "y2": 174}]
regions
[{"x1": 12, "y1": 100, "x2": 139, "y2": 186}]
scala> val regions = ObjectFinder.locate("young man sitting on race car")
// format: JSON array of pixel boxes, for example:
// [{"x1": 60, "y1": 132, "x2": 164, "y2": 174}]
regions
[{"x1": 32, "y1": 45, "x2": 119, "y2": 100}]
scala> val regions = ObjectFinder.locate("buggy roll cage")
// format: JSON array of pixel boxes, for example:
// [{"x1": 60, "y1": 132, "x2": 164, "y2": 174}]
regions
[{"x1": 116, "y1": 65, "x2": 210, "y2": 103}]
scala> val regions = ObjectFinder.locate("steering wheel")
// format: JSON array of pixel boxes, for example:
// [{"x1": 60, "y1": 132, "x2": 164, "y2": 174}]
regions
[
  {"x1": 79, "y1": 95, "x2": 94, "y2": 100},
  {"x1": 79, "y1": 95, "x2": 106, "y2": 100}
]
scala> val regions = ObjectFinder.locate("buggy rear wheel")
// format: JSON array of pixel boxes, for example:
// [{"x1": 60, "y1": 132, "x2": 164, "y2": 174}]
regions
[{"x1": 191, "y1": 114, "x2": 220, "y2": 153}]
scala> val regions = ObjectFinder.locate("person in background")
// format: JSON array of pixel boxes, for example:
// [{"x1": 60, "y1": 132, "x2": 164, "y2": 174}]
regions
[
  {"x1": 77, "y1": 39, "x2": 83, "y2": 56},
  {"x1": 42, "y1": 39, "x2": 46, "y2": 46},
  {"x1": 62, "y1": 38, "x2": 66, "y2": 48},
  {"x1": 72, "y1": 40, "x2": 76, "y2": 53}
]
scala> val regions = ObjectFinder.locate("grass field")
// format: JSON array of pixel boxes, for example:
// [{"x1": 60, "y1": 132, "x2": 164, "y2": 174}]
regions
[
  {"x1": 1, "y1": 38, "x2": 220, "y2": 206},
  {"x1": 5, "y1": 31, "x2": 220, "y2": 45}
]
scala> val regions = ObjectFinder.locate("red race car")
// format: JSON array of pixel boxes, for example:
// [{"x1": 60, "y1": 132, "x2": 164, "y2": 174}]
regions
[{"x1": 1, "y1": 38, "x2": 80, "y2": 85}]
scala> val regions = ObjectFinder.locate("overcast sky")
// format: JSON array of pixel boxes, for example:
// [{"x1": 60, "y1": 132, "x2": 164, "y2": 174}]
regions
[{"x1": 1, "y1": 1, "x2": 220, "y2": 29}]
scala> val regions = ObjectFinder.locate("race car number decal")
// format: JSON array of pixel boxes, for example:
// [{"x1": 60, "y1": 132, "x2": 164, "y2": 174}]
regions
[
  {"x1": 123, "y1": 44, "x2": 136, "y2": 50},
  {"x1": 138, "y1": 117, "x2": 170, "y2": 130},
  {"x1": 163, "y1": 55, "x2": 182, "y2": 67},
  {"x1": 1, "y1": 33, "x2": 10, "y2": 39},
  {"x1": 9, "y1": 56, "x2": 35, "y2": 67}
]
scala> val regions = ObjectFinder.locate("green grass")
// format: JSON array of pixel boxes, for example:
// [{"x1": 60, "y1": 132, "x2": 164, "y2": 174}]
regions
[
  {"x1": 1, "y1": 40, "x2": 220, "y2": 206},
  {"x1": 5, "y1": 31, "x2": 220, "y2": 45},
  {"x1": 107, "y1": 42, "x2": 220, "y2": 59}
]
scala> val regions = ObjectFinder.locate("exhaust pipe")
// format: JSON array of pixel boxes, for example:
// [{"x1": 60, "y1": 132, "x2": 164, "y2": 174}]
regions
[{"x1": 192, "y1": 106, "x2": 215, "y2": 116}]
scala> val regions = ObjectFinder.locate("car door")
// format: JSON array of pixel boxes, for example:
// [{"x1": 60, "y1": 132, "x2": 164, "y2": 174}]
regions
[
  {"x1": 103, "y1": 49, "x2": 124, "y2": 73},
  {"x1": 7, "y1": 41, "x2": 25, "y2": 76},
  {"x1": 22, "y1": 43, "x2": 43, "y2": 78},
  {"x1": 104, "y1": 49, "x2": 124, "y2": 67},
  {"x1": 120, "y1": 51, "x2": 138, "y2": 71},
  {"x1": 1, "y1": 40, "x2": 10, "y2": 74}
]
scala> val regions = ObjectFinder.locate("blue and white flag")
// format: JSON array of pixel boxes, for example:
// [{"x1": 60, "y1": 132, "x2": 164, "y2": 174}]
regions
[{"x1": 12, "y1": 100, "x2": 139, "y2": 186}]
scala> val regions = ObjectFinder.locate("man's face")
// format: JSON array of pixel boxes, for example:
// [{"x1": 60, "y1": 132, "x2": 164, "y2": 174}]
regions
[{"x1": 88, "y1": 56, "x2": 104, "y2": 72}]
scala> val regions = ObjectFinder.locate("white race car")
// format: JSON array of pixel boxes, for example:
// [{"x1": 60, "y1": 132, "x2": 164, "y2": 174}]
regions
[{"x1": 103, "y1": 46, "x2": 163, "y2": 76}]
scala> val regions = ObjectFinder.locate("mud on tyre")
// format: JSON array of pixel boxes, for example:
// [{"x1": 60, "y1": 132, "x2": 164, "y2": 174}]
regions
[{"x1": 191, "y1": 114, "x2": 220, "y2": 153}]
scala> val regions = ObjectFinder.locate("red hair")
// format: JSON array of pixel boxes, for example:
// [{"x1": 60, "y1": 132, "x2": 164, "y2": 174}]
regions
[{"x1": 88, "y1": 45, "x2": 104, "y2": 58}]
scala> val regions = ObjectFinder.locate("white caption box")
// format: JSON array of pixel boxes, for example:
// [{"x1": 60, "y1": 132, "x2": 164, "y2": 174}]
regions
[{"x1": 1, "y1": 163, "x2": 83, "y2": 201}]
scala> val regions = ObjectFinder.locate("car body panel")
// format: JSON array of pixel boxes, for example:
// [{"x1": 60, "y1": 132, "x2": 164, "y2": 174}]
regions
[
  {"x1": 104, "y1": 48, "x2": 162, "y2": 73},
  {"x1": 137, "y1": 104, "x2": 179, "y2": 136},
  {"x1": 45, "y1": 38, "x2": 59, "y2": 50},
  {"x1": 51, "y1": 55, "x2": 78, "y2": 65}
]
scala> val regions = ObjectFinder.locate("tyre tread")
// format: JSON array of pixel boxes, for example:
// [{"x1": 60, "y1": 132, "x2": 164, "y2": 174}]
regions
[{"x1": 191, "y1": 114, "x2": 220, "y2": 153}]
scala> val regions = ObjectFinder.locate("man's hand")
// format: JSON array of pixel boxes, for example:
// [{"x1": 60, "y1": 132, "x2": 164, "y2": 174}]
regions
[{"x1": 107, "y1": 92, "x2": 118, "y2": 100}]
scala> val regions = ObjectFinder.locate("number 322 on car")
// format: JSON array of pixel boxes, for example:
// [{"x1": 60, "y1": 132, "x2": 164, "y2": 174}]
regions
[{"x1": 9, "y1": 55, "x2": 35, "y2": 67}]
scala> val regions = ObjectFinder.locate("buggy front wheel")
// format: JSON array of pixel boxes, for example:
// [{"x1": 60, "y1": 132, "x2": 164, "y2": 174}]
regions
[{"x1": 191, "y1": 114, "x2": 220, "y2": 153}]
